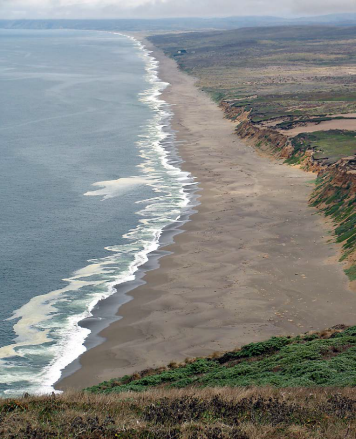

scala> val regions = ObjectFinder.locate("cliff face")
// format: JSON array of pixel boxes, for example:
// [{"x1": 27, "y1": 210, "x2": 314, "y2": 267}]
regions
[
  {"x1": 220, "y1": 101, "x2": 250, "y2": 122},
  {"x1": 328, "y1": 158, "x2": 356, "y2": 194},
  {"x1": 311, "y1": 158, "x2": 356, "y2": 277},
  {"x1": 221, "y1": 101, "x2": 356, "y2": 280},
  {"x1": 235, "y1": 120, "x2": 291, "y2": 157},
  {"x1": 219, "y1": 101, "x2": 298, "y2": 160}
]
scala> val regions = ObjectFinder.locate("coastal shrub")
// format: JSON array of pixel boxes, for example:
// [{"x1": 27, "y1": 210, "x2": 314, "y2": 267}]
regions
[
  {"x1": 3, "y1": 387, "x2": 356, "y2": 438},
  {"x1": 345, "y1": 262, "x2": 356, "y2": 281},
  {"x1": 218, "y1": 336, "x2": 293, "y2": 364},
  {"x1": 339, "y1": 326, "x2": 356, "y2": 337},
  {"x1": 86, "y1": 326, "x2": 356, "y2": 393},
  {"x1": 170, "y1": 377, "x2": 197, "y2": 388},
  {"x1": 310, "y1": 172, "x2": 356, "y2": 281},
  {"x1": 91, "y1": 360, "x2": 219, "y2": 394},
  {"x1": 284, "y1": 154, "x2": 302, "y2": 165}
]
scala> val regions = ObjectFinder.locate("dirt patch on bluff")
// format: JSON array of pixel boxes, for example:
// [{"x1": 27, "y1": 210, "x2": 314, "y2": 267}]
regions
[{"x1": 280, "y1": 118, "x2": 356, "y2": 136}]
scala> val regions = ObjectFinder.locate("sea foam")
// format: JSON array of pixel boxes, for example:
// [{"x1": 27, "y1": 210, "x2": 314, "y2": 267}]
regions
[{"x1": 0, "y1": 33, "x2": 195, "y2": 396}]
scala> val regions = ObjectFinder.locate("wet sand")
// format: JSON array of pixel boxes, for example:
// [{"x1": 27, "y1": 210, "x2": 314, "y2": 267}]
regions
[{"x1": 58, "y1": 41, "x2": 356, "y2": 390}]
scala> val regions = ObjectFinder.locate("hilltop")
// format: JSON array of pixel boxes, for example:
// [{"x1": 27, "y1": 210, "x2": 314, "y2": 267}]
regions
[{"x1": 2, "y1": 326, "x2": 356, "y2": 437}]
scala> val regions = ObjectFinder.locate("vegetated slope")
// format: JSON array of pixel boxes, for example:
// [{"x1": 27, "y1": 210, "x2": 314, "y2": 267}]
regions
[
  {"x1": 149, "y1": 26, "x2": 356, "y2": 283},
  {"x1": 87, "y1": 325, "x2": 356, "y2": 394},
  {"x1": 149, "y1": 26, "x2": 356, "y2": 148},
  {"x1": 2, "y1": 326, "x2": 356, "y2": 438},
  {"x1": 1, "y1": 387, "x2": 356, "y2": 438}
]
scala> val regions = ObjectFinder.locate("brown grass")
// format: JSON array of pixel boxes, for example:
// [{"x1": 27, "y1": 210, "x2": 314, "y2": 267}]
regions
[{"x1": 1, "y1": 387, "x2": 356, "y2": 438}]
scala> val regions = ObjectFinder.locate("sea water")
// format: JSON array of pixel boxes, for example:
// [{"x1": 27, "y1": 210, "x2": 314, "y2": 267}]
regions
[{"x1": 0, "y1": 29, "x2": 192, "y2": 395}]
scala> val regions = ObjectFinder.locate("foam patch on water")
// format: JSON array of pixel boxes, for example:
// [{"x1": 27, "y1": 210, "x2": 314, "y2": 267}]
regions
[
  {"x1": 0, "y1": 32, "x2": 196, "y2": 396},
  {"x1": 84, "y1": 176, "x2": 149, "y2": 200}
]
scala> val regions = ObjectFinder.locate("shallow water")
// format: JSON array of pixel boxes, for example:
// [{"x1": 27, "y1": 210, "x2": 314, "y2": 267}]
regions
[{"x1": 0, "y1": 29, "x2": 191, "y2": 395}]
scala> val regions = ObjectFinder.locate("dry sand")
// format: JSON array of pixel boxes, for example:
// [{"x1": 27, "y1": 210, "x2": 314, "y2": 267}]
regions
[
  {"x1": 280, "y1": 118, "x2": 356, "y2": 136},
  {"x1": 58, "y1": 42, "x2": 356, "y2": 390}
]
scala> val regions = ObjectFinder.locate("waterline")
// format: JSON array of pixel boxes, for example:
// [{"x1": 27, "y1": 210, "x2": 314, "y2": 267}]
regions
[{"x1": 0, "y1": 33, "x2": 196, "y2": 396}]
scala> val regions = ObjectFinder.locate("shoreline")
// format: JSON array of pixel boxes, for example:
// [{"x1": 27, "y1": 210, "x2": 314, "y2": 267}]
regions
[
  {"x1": 55, "y1": 33, "x2": 200, "y2": 386},
  {"x1": 57, "y1": 39, "x2": 356, "y2": 391}
]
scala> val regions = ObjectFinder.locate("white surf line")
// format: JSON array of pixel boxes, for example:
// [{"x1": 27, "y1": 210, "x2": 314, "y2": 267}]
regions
[{"x1": 0, "y1": 31, "x2": 195, "y2": 396}]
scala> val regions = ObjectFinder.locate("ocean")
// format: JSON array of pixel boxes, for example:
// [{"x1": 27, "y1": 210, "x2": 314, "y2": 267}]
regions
[{"x1": 0, "y1": 29, "x2": 192, "y2": 395}]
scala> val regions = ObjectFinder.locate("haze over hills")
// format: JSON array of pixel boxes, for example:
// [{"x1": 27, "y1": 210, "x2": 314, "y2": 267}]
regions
[
  {"x1": 1, "y1": 8, "x2": 356, "y2": 437},
  {"x1": 150, "y1": 24, "x2": 356, "y2": 284},
  {"x1": 1, "y1": 13, "x2": 356, "y2": 31}
]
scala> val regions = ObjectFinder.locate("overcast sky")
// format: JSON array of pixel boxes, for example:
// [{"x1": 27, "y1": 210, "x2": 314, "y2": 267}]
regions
[{"x1": 1, "y1": 0, "x2": 356, "y2": 19}]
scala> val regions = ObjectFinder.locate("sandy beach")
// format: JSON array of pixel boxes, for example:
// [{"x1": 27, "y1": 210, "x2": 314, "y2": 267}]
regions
[{"x1": 58, "y1": 40, "x2": 356, "y2": 390}]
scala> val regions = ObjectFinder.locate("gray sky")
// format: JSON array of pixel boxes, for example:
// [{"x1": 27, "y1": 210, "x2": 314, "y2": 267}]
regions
[{"x1": 1, "y1": 0, "x2": 356, "y2": 19}]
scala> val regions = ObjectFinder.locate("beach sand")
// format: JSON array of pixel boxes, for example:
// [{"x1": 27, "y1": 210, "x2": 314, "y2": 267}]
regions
[{"x1": 58, "y1": 41, "x2": 356, "y2": 390}]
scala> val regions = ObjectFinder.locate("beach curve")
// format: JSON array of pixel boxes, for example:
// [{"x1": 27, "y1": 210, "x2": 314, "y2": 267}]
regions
[{"x1": 57, "y1": 37, "x2": 356, "y2": 390}]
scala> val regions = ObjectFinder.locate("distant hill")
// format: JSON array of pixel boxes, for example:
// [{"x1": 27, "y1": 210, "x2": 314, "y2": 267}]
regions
[{"x1": 1, "y1": 14, "x2": 356, "y2": 32}]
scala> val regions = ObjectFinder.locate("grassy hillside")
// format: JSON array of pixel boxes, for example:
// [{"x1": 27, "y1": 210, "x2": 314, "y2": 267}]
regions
[
  {"x1": 87, "y1": 325, "x2": 356, "y2": 394},
  {"x1": 287, "y1": 130, "x2": 356, "y2": 163},
  {"x1": 2, "y1": 388, "x2": 356, "y2": 438},
  {"x1": 149, "y1": 26, "x2": 356, "y2": 162},
  {"x1": 1, "y1": 327, "x2": 356, "y2": 438}
]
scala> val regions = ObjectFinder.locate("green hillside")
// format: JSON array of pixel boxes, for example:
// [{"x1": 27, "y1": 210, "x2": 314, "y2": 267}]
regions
[
  {"x1": 87, "y1": 325, "x2": 356, "y2": 394},
  {"x1": 2, "y1": 326, "x2": 356, "y2": 438}
]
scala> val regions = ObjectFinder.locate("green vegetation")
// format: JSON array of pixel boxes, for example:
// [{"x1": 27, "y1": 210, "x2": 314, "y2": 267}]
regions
[
  {"x1": 1, "y1": 23, "x2": 356, "y2": 439},
  {"x1": 311, "y1": 174, "x2": 356, "y2": 280},
  {"x1": 290, "y1": 130, "x2": 356, "y2": 163},
  {"x1": 3, "y1": 327, "x2": 356, "y2": 437},
  {"x1": 150, "y1": 26, "x2": 356, "y2": 276},
  {"x1": 149, "y1": 26, "x2": 356, "y2": 162},
  {"x1": 345, "y1": 266, "x2": 356, "y2": 281},
  {"x1": 87, "y1": 326, "x2": 356, "y2": 394},
  {"x1": 149, "y1": 26, "x2": 356, "y2": 114}
]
